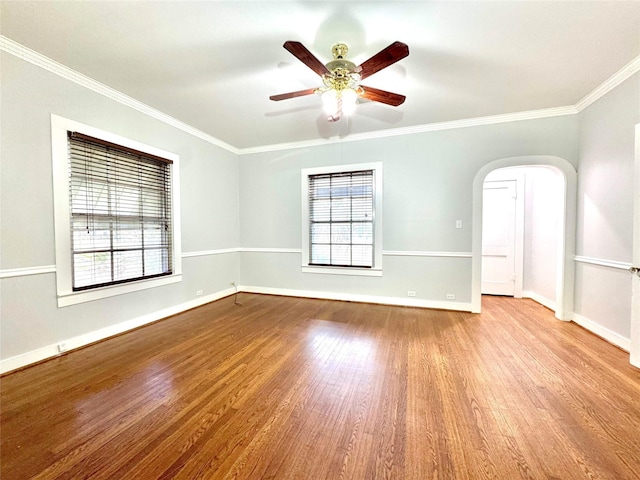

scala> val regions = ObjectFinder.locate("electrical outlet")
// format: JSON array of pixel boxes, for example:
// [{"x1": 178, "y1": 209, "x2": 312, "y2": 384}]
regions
[
  {"x1": 446, "y1": 294, "x2": 455, "y2": 300},
  {"x1": 456, "y1": 220, "x2": 462, "y2": 229},
  {"x1": 408, "y1": 291, "x2": 416, "y2": 297},
  {"x1": 57, "y1": 342, "x2": 67, "y2": 353},
  {"x1": 196, "y1": 290, "x2": 203, "y2": 296}
]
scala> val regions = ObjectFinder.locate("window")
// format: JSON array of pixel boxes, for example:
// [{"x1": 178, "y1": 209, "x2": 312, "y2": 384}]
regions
[
  {"x1": 309, "y1": 170, "x2": 374, "y2": 267},
  {"x1": 52, "y1": 115, "x2": 182, "y2": 307},
  {"x1": 301, "y1": 163, "x2": 383, "y2": 276},
  {"x1": 68, "y1": 132, "x2": 173, "y2": 290}
]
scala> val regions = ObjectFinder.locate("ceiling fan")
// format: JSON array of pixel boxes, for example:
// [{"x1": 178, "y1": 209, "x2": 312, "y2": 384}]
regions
[{"x1": 270, "y1": 41, "x2": 409, "y2": 122}]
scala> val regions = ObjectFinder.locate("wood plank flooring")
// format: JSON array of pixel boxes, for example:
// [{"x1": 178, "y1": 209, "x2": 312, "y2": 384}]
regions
[{"x1": 2, "y1": 294, "x2": 640, "y2": 479}]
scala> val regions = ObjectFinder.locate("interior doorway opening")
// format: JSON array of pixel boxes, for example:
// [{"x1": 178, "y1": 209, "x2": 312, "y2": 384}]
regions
[
  {"x1": 472, "y1": 156, "x2": 577, "y2": 320},
  {"x1": 482, "y1": 166, "x2": 564, "y2": 312}
]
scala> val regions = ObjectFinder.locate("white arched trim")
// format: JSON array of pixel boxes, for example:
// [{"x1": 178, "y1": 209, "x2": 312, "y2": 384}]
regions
[{"x1": 472, "y1": 156, "x2": 577, "y2": 320}]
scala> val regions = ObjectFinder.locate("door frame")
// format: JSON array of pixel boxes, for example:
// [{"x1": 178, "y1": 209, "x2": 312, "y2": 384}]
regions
[
  {"x1": 482, "y1": 169, "x2": 526, "y2": 298},
  {"x1": 631, "y1": 124, "x2": 640, "y2": 367},
  {"x1": 471, "y1": 155, "x2": 577, "y2": 320}
]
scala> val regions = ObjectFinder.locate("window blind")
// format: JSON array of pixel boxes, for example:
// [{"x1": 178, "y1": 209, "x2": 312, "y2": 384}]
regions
[
  {"x1": 68, "y1": 132, "x2": 173, "y2": 291},
  {"x1": 308, "y1": 169, "x2": 374, "y2": 267}
]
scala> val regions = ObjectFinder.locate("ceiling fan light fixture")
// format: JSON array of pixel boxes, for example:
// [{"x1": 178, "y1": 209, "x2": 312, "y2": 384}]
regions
[
  {"x1": 341, "y1": 88, "x2": 358, "y2": 115},
  {"x1": 321, "y1": 89, "x2": 339, "y2": 115},
  {"x1": 322, "y1": 87, "x2": 358, "y2": 117}
]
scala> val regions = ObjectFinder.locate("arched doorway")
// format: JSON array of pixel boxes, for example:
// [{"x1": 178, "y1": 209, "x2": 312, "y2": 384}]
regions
[
  {"x1": 482, "y1": 166, "x2": 564, "y2": 306},
  {"x1": 471, "y1": 156, "x2": 577, "y2": 320}
]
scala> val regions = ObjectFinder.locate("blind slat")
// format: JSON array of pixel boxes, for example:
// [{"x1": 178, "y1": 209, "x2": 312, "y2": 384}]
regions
[
  {"x1": 68, "y1": 132, "x2": 173, "y2": 291},
  {"x1": 69, "y1": 132, "x2": 173, "y2": 164},
  {"x1": 308, "y1": 169, "x2": 374, "y2": 268}
]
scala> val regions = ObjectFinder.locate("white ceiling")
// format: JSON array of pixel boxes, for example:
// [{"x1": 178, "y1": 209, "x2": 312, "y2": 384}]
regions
[{"x1": 2, "y1": 1, "x2": 639, "y2": 150}]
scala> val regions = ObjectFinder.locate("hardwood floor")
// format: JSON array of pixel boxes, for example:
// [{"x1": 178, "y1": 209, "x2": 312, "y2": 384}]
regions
[{"x1": 2, "y1": 294, "x2": 640, "y2": 479}]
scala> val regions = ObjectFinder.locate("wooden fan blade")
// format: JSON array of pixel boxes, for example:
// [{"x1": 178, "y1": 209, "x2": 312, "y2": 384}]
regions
[
  {"x1": 358, "y1": 41, "x2": 409, "y2": 80},
  {"x1": 359, "y1": 85, "x2": 406, "y2": 106},
  {"x1": 270, "y1": 88, "x2": 318, "y2": 101},
  {"x1": 283, "y1": 41, "x2": 330, "y2": 77}
]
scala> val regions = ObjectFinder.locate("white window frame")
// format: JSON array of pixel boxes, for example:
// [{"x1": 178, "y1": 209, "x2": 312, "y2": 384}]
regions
[
  {"x1": 51, "y1": 114, "x2": 182, "y2": 307},
  {"x1": 301, "y1": 162, "x2": 383, "y2": 276}
]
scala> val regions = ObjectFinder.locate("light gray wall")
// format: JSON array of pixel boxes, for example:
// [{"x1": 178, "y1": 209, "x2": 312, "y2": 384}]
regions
[
  {"x1": 0, "y1": 53, "x2": 240, "y2": 360},
  {"x1": 239, "y1": 117, "x2": 578, "y2": 304},
  {"x1": 575, "y1": 73, "x2": 640, "y2": 338},
  {"x1": 3, "y1": 47, "x2": 636, "y2": 366},
  {"x1": 523, "y1": 167, "x2": 563, "y2": 303}
]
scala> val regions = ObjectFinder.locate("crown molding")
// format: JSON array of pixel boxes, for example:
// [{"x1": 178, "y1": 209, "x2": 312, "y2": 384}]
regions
[
  {"x1": 2, "y1": 35, "x2": 637, "y2": 155},
  {"x1": 0, "y1": 35, "x2": 240, "y2": 155},
  {"x1": 575, "y1": 55, "x2": 640, "y2": 113},
  {"x1": 237, "y1": 105, "x2": 578, "y2": 155}
]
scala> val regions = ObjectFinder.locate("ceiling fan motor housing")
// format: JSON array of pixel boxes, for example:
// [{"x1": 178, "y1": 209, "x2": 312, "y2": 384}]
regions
[{"x1": 323, "y1": 43, "x2": 361, "y2": 93}]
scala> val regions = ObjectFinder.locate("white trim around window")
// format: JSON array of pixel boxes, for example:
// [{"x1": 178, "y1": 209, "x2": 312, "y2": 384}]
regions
[
  {"x1": 301, "y1": 162, "x2": 383, "y2": 276},
  {"x1": 51, "y1": 114, "x2": 182, "y2": 307}
]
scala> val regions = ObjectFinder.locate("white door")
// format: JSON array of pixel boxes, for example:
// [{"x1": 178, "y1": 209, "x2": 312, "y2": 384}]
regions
[{"x1": 482, "y1": 180, "x2": 517, "y2": 295}]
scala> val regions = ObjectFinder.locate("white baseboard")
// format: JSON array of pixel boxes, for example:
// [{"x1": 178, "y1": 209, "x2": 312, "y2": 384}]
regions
[
  {"x1": 1, "y1": 286, "x2": 469, "y2": 374},
  {"x1": 522, "y1": 292, "x2": 632, "y2": 350},
  {"x1": 0, "y1": 287, "x2": 236, "y2": 375},
  {"x1": 522, "y1": 290, "x2": 557, "y2": 312},
  {"x1": 16, "y1": 286, "x2": 595, "y2": 373},
  {"x1": 1, "y1": 345, "x2": 63, "y2": 376},
  {"x1": 571, "y1": 312, "x2": 631, "y2": 352},
  {"x1": 4, "y1": 284, "x2": 631, "y2": 373},
  {"x1": 239, "y1": 285, "x2": 473, "y2": 312}
]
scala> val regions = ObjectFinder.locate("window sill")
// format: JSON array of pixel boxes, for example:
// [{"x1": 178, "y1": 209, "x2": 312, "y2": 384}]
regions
[
  {"x1": 302, "y1": 266, "x2": 383, "y2": 277},
  {"x1": 57, "y1": 274, "x2": 182, "y2": 307}
]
